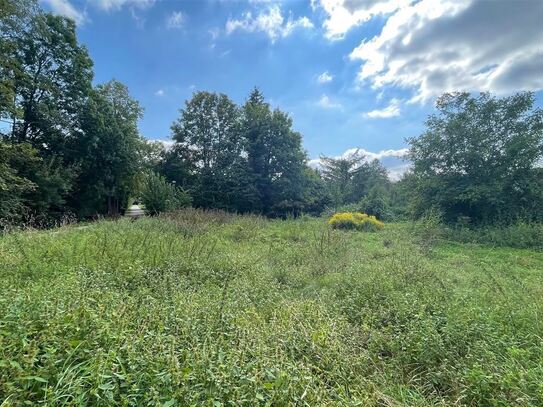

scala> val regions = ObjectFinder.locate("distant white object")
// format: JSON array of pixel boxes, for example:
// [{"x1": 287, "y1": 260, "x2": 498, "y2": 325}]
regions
[{"x1": 125, "y1": 204, "x2": 144, "y2": 218}]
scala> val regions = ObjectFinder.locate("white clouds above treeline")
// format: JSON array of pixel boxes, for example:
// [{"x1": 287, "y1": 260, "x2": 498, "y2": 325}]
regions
[
  {"x1": 166, "y1": 11, "x2": 184, "y2": 29},
  {"x1": 363, "y1": 98, "x2": 400, "y2": 119},
  {"x1": 41, "y1": 0, "x2": 86, "y2": 24},
  {"x1": 41, "y1": 0, "x2": 157, "y2": 25},
  {"x1": 315, "y1": 0, "x2": 543, "y2": 101},
  {"x1": 317, "y1": 94, "x2": 342, "y2": 109},
  {"x1": 45, "y1": 0, "x2": 543, "y2": 104},
  {"x1": 42, "y1": 0, "x2": 543, "y2": 142},
  {"x1": 317, "y1": 71, "x2": 333, "y2": 84},
  {"x1": 225, "y1": 5, "x2": 313, "y2": 43},
  {"x1": 317, "y1": 0, "x2": 414, "y2": 40}
]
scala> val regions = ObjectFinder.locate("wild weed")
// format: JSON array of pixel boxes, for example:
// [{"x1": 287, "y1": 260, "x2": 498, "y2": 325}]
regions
[{"x1": 1, "y1": 210, "x2": 542, "y2": 405}]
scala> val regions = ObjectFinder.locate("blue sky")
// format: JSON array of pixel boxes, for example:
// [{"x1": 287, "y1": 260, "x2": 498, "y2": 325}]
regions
[{"x1": 42, "y1": 0, "x2": 543, "y2": 178}]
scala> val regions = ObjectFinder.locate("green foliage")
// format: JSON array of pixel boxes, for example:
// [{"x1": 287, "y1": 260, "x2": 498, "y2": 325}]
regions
[
  {"x1": 446, "y1": 222, "x2": 543, "y2": 250},
  {"x1": 0, "y1": 0, "x2": 39, "y2": 122},
  {"x1": 242, "y1": 88, "x2": 309, "y2": 216},
  {"x1": 170, "y1": 91, "x2": 252, "y2": 212},
  {"x1": 165, "y1": 89, "x2": 313, "y2": 217},
  {"x1": 140, "y1": 172, "x2": 191, "y2": 215},
  {"x1": 408, "y1": 92, "x2": 543, "y2": 224},
  {"x1": 321, "y1": 185, "x2": 396, "y2": 222},
  {"x1": 320, "y1": 153, "x2": 363, "y2": 207},
  {"x1": 409, "y1": 208, "x2": 445, "y2": 255},
  {"x1": 1, "y1": 1, "x2": 152, "y2": 223},
  {"x1": 0, "y1": 140, "x2": 75, "y2": 226},
  {"x1": 350, "y1": 158, "x2": 391, "y2": 203},
  {"x1": 7, "y1": 11, "x2": 93, "y2": 149},
  {"x1": 328, "y1": 212, "x2": 384, "y2": 231},
  {"x1": 72, "y1": 81, "x2": 145, "y2": 217},
  {"x1": 359, "y1": 186, "x2": 393, "y2": 221},
  {"x1": 320, "y1": 152, "x2": 393, "y2": 217},
  {"x1": 0, "y1": 141, "x2": 37, "y2": 225},
  {"x1": 1, "y1": 214, "x2": 543, "y2": 405}
]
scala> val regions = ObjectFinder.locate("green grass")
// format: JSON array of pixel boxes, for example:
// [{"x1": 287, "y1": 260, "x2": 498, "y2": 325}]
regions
[{"x1": 1, "y1": 209, "x2": 542, "y2": 406}]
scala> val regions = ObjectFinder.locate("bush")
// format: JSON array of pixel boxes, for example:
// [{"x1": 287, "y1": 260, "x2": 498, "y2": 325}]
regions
[
  {"x1": 410, "y1": 208, "x2": 445, "y2": 255},
  {"x1": 140, "y1": 172, "x2": 191, "y2": 215},
  {"x1": 447, "y1": 222, "x2": 543, "y2": 250},
  {"x1": 359, "y1": 186, "x2": 393, "y2": 221},
  {"x1": 328, "y1": 212, "x2": 384, "y2": 231}
]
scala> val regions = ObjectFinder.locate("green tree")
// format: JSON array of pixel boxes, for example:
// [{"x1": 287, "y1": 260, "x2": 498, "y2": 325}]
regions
[
  {"x1": 0, "y1": 139, "x2": 72, "y2": 226},
  {"x1": 350, "y1": 159, "x2": 390, "y2": 202},
  {"x1": 0, "y1": 141, "x2": 37, "y2": 225},
  {"x1": 409, "y1": 92, "x2": 543, "y2": 224},
  {"x1": 156, "y1": 144, "x2": 197, "y2": 191},
  {"x1": 359, "y1": 186, "x2": 392, "y2": 221},
  {"x1": 171, "y1": 91, "x2": 255, "y2": 211},
  {"x1": 141, "y1": 172, "x2": 191, "y2": 215},
  {"x1": 1, "y1": 3, "x2": 93, "y2": 222},
  {"x1": 242, "y1": 88, "x2": 308, "y2": 216},
  {"x1": 0, "y1": 0, "x2": 39, "y2": 123},
  {"x1": 8, "y1": 13, "x2": 93, "y2": 151},
  {"x1": 72, "y1": 80, "x2": 145, "y2": 217},
  {"x1": 320, "y1": 153, "x2": 363, "y2": 208},
  {"x1": 300, "y1": 167, "x2": 331, "y2": 216},
  {"x1": 388, "y1": 172, "x2": 413, "y2": 220}
]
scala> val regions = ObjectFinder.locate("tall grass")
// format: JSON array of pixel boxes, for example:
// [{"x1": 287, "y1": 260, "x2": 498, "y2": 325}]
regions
[
  {"x1": 447, "y1": 222, "x2": 543, "y2": 250},
  {"x1": 1, "y1": 209, "x2": 542, "y2": 405}
]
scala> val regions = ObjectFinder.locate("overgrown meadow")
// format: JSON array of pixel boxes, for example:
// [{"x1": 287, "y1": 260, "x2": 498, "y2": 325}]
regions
[{"x1": 1, "y1": 209, "x2": 542, "y2": 406}]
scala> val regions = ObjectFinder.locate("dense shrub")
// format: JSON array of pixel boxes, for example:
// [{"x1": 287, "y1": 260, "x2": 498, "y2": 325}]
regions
[
  {"x1": 140, "y1": 172, "x2": 191, "y2": 215},
  {"x1": 359, "y1": 186, "x2": 393, "y2": 221},
  {"x1": 328, "y1": 212, "x2": 384, "y2": 231},
  {"x1": 447, "y1": 222, "x2": 543, "y2": 250}
]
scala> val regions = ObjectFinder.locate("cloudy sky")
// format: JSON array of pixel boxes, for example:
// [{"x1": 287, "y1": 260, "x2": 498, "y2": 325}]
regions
[{"x1": 42, "y1": 0, "x2": 543, "y2": 177}]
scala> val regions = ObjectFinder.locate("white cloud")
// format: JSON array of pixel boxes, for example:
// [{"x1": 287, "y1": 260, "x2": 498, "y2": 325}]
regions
[
  {"x1": 166, "y1": 11, "x2": 185, "y2": 29},
  {"x1": 317, "y1": 71, "x2": 333, "y2": 84},
  {"x1": 226, "y1": 5, "x2": 313, "y2": 43},
  {"x1": 91, "y1": 0, "x2": 155, "y2": 11},
  {"x1": 309, "y1": 147, "x2": 410, "y2": 180},
  {"x1": 209, "y1": 28, "x2": 221, "y2": 41},
  {"x1": 130, "y1": 7, "x2": 146, "y2": 28},
  {"x1": 155, "y1": 89, "x2": 165, "y2": 96},
  {"x1": 317, "y1": 94, "x2": 341, "y2": 109},
  {"x1": 340, "y1": 147, "x2": 408, "y2": 161},
  {"x1": 316, "y1": 0, "x2": 414, "y2": 40},
  {"x1": 348, "y1": 0, "x2": 543, "y2": 101},
  {"x1": 364, "y1": 98, "x2": 400, "y2": 118},
  {"x1": 41, "y1": 0, "x2": 86, "y2": 25}
]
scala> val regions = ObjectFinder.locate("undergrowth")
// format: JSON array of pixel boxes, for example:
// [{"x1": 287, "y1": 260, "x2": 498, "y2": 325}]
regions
[{"x1": 1, "y1": 209, "x2": 542, "y2": 405}]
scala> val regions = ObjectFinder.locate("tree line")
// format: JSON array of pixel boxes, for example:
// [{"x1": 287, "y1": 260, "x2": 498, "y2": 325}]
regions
[{"x1": 1, "y1": 0, "x2": 542, "y2": 228}]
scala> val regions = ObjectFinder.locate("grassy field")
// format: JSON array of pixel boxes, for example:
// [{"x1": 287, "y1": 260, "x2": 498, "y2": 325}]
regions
[{"x1": 1, "y1": 209, "x2": 542, "y2": 406}]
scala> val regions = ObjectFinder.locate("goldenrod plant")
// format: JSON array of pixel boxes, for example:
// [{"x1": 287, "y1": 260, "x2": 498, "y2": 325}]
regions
[{"x1": 328, "y1": 212, "x2": 384, "y2": 231}]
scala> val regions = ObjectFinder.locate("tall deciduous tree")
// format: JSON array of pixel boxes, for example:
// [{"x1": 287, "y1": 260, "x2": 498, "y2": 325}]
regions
[
  {"x1": 1, "y1": 3, "x2": 93, "y2": 221},
  {"x1": 73, "y1": 80, "x2": 145, "y2": 217},
  {"x1": 171, "y1": 91, "x2": 253, "y2": 211},
  {"x1": 242, "y1": 88, "x2": 307, "y2": 216},
  {"x1": 408, "y1": 92, "x2": 543, "y2": 224},
  {"x1": 9, "y1": 13, "x2": 93, "y2": 151},
  {"x1": 0, "y1": 0, "x2": 39, "y2": 124}
]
